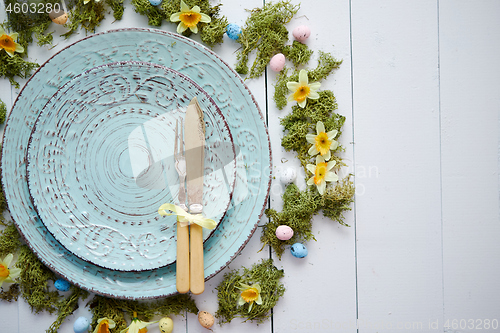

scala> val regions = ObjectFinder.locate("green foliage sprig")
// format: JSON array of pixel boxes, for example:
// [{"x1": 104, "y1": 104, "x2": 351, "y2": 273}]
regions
[
  {"x1": 235, "y1": 0, "x2": 299, "y2": 77},
  {"x1": 282, "y1": 40, "x2": 313, "y2": 68},
  {"x1": 216, "y1": 259, "x2": 285, "y2": 324}
]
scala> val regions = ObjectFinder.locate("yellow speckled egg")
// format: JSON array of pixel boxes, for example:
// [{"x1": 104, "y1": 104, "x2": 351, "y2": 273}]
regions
[
  {"x1": 198, "y1": 311, "x2": 214, "y2": 329},
  {"x1": 48, "y1": 9, "x2": 68, "y2": 25},
  {"x1": 158, "y1": 317, "x2": 174, "y2": 333}
]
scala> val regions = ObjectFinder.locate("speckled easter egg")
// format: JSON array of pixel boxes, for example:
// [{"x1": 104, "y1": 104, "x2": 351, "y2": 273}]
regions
[
  {"x1": 226, "y1": 23, "x2": 242, "y2": 40},
  {"x1": 291, "y1": 243, "x2": 308, "y2": 258},
  {"x1": 292, "y1": 25, "x2": 311, "y2": 43},
  {"x1": 269, "y1": 53, "x2": 286, "y2": 72},
  {"x1": 54, "y1": 278, "x2": 71, "y2": 292},
  {"x1": 149, "y1": 0, "x2": 162, "y2": 5},
  {"x1": 48, "y1": 8, "x2": 68, "y2": 25},
  {"x1": 276, "y1": 225, "x2": 294, "y2": 241},
  {"x1": 159, "y1": 317, "x2": 174, "y2": 333},
  {"x1": 280, "y1": 167, "x2": 296, "y2": 184},
  {"x1": 198, "y1": 311, "x2": 215, "y2": 329},
  {"x1": 73, "y1": 317, "x2": 90, "y2": 333}
]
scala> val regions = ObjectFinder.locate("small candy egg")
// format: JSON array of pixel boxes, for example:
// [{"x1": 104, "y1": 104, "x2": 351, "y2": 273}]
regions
[
  {"x1": 276, "y1": 225, "x2": 294, "y2": 241},
  {"x1": 198, "y1": 311, "x2": 215, "y2": 329},
  {"x1": 73, "y1": 317, "x2": 90, "y2": 333},
  {"x1": 292, "y1": 25, "x2": 311, "y2": 43},
  {"x1": 291, "y1": 243, "x2": 308, "y2": 258},
  {"x1": 49, "y1": 8, "x2": 68, "y2": 25},
  {"x1": 159, "y1": 317, "x2": 174, "y2": 333},
  {"x1": 269, "y1": 53, "x2": 286, "y2": 72},
  {"x1": 54, "y1": 278, "x2": 71, "y2": 292},
  {"x1": 226, "y1": 23, "x2": 242, "y2": 40},
  {"x1": 280, "y1": 167, "x2": 296, "y2": 184},
  {"x1": 149, "y1": 0, "x2": 162, "y2": 6}
]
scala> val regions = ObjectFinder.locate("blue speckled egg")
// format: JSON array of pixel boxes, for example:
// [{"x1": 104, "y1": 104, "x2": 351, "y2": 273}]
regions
[
  {"x1": 291, "y1": 243, "x2": 308, "y2": 258},
  {"x1": 226, "y1": 23, "x2": 242, "y2": 40},
  {"x1": 54, "y1": 278, "x2": 71, "y2": 292},
  {"x1": 149, "y1": 0, "x2": 162, "y2": 6},
  {"x1": 73, "y1": 317, "x2": 90, "y2": 333}
]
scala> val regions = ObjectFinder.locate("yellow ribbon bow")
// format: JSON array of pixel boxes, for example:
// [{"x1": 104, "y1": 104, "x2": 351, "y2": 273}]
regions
[{"x1": 158, "y1": 203, "x2": 217, "y2": 230}]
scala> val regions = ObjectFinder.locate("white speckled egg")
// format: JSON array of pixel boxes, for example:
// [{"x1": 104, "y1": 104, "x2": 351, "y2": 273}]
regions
[
  {"x1": 280, "y1": 167, "x2": 296, "y2": 184},
  {"x1": 159, "y1": 317, "x2": 174, "y2": 333},
  {"x1": 293, "y1": 25, "x2": 311, "y2": 43},
  {"x1": 276, "y1": 225, "x2": 294, "y2": 240},
  {"x1": 73, "y1": 317, "x2": 90, "y2": 333},
  {"x1": 269, "y1": 53, "x2": 286, "y2": 72},
  {"x1": 198, "y1": 311, "x2": 215, "y2": 329}
]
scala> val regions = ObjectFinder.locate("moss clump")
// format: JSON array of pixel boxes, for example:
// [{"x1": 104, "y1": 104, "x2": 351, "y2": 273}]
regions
[
  {"x1": 216, "y1": 259, "x2": 285, "y2": 324},
  {"x1": 47, "y1": 286, "x2": 89, "y2": 333},
  {"x1": 0, "y1": 99, "x2": 7, "y2": 124},
  {"x1": 0, "y1": 283, "x2": 20, "y2": 302},
  {"x1": 263, "y1": 181, "x2": 354, "y2": 258},
  {"x1": 105, "y1": 0, "x2": 125, "y2": 21},
  {"x1": 282, "y1": 40, "x2": 313, "y2": 68},
  {"x1": 274, "y1": 51, "x2": 342, "y2": 109},
  {"x1": 88, "y1": 294, "x2": 199, "y2": 332},
  {"x1": 0, "y1": 40, "x2": 39, "y2": 89},
  {"x1": 132, "y1": 0, "x2": 165, "y2": 27},
  {"x1": 235, "y1": 1, "x2": 299, "y2": 77},
  {"x1": 281, "y1": 90, "x2": 344, "y2": 170},
  {"x1": 63, "y1": 0, "x2": 107, "y2": 38},
  {"x1": 0, "y1": 223, "x2": 21, "y2": 257},
  {"x1": 16, "y1": 245, "x2": 59, "y2": 313}
]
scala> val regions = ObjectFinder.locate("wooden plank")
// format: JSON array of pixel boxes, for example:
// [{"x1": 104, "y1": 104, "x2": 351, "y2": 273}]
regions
[
  {"x1": 439, "y1": 0, "x2": 500, "y2": 325},
  {"x1": 351, "y1": 1, "x2": 443, "y2": 330},
  {"x1": 268, "y1": 0, "x2": 357, "y2": 332}
]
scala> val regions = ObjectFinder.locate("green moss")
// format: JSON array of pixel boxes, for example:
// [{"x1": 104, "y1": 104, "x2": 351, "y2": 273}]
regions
[
  {"x1": 132, "y1": 0, "x2": 166, "y2": 27},
  {"x1": 235, "y1": 1, "x2": 299, "y2": 78},
  {"x1": 47, "y1": 286, "x2": 89, "y2": 333},
  {"x1": 274, "y1": 51, "x2": 342, "y2": 109},
  {"x1": 200, "y1": 15, "x2": 228, "y2": 47},
  {"x1": 216, "y1": 259, "x2": 285, "y2": 324},
  {"x1": 16, "y1": 245, "x2": 59, "y2": 314},
  {"x1": 0, "y1": 223, "x2": 22, "y2": 257},
  {"x1": 105, "y1": 0, "x2": 125, "y2": 21},
  {"x1": 282, "y1": 40, "x2": 313, "y2": 68},
  {"x1": 0, "y1": 283, "x2": 20, "y2": 302},
  {"x1": 88, "y1": 294, "x2": 198, "y2": 332},
  {"x1": 0, "y1": 38, "x2": 39, "y2": 89},
  {"x1": 63, "y1": 0, "x2": 106, "y2": 38},
  {"x1": 0, "y1": 99, "x2": 6, "y2": 124}
]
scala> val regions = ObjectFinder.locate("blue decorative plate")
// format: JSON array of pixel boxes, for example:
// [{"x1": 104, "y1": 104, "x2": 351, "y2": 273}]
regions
[
  {"x1": 2, "y1": 28, "x2": 271, "y2": 299},
  {"x1": 26, "y1": 61, "x2": 235, "y2": 271}
]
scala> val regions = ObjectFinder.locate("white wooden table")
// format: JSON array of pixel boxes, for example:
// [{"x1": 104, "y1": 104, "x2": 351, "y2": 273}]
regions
[{"x1": 1, "y1": 0, "x2": 499, "y2": 332}]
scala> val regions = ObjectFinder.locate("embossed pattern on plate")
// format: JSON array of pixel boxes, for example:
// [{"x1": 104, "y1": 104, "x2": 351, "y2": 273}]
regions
[
  {"x1": 2, "y1": 28, "x2": 272, "y2": 299},
  {"x1": 26, "y1": 61, "x2": 235, "y2": 271}
]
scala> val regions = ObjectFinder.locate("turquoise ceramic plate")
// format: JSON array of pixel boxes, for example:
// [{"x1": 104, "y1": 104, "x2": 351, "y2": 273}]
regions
[
  {"x1": 27, "y1": 61, "x2": 235, "y2": 272},
  {"x1": 2, "y1": 28, "x2": 271, "y2": 299}
]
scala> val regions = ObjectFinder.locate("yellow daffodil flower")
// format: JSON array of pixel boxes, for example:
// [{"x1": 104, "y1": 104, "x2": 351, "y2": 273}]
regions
[
  {"x1": 170, "y1": 0, "x2": 211, "y2": 34},
  {"x1": 306, "y1": 155, "x2": 338, "y2": 195},
  {"x1": 286, "y1": 69, "x2": 320, "y2": 108},
  {"x1": 306, "y1": 121, "x2": 338, "y2": 161},
  {"x1": 120, "y1": 312, "x2": 157, "y2": 333},
  {"x1": 93, "y1": 318, "x2": 116, "y2": 333},
  {"x1": 237, "y1": 283, "x2": 263, "y2": 312},
  {"x1": 0, "y1": 27, "x2": 24, "y2": 58},
  {"x1": 0, "y1": 253, "x2": 21, "y2": 287}
]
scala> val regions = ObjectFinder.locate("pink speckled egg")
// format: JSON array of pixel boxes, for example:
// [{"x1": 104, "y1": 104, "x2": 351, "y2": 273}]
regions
[
  {"x1": 269, "y1": 53, "x2": 286, "y2": 72},
  {"x1": 293, "y1": 25, "x2": 311, "y2": 43},
  {"x1": 276, "y1": 225, "x2": 294, "y2": 241}
]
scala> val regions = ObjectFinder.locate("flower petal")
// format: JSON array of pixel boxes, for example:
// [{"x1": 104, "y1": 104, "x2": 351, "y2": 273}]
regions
[
  {"x1": 327, "y1": 130, "x2": 338, "y2": 139},
  {"x1": 309, "y1": 82, "x2": 321, "y2": 91},
  {"x1": 190, "y1": 25, "x2": 198, "y2": 33},
  {"x1": 315, "y1": 155, "x2": 326, "y2": 164},
  {"x1": 200, "y1": 13, "x2": 211, "y2": 23},
  {"x1": 308, "y1": 145, "x2": 318, "y2": 156},
  {"x1": 306, "y1": 164, "x2": 316, "y2": 174},
  {"x1": 9, "y1": 32, "x2": 18, "y2": 40},
  {"x1": 298, "y1": 69, "x2": 308, "y2": 84},
  {"x1": 8, "y1": 267, "x2": 21, "y2": 279},
  {"x1": 287, "y1": 94, "x2": 296, "y2": 103},
  {"x1": 326, "y1": 160, "x2": 337, "y2": 170},
  {"x1": 192, "y1": 5, "x2": 201, "y2": 13},
  {"x1": 317, "y1": 181, "x2": 326, "y2": 195},
  {"x1": 330, "y1": 140, "x2": 339, "y2": 150},
  {"x1": 177, "y1": 22, "x2": 188, "y2": 33},
  {"x1": 307, "y1": 177, "x2": 315, "y2": 186},
  {"x1": 286, "y1": 81, "x2": 300, "y2": 91},
  {"x1": 256, "y1": 294, "x2": 263, "y2": 305},
  {"x1": 0, "y1": 26, "x2": 5, "y2": 36},
  {"x1": 308, "y1": 91, "x2": 320, "y2": 100},
  {"x1": 298, "y1": 99, "x2": 307, "y2": 108},
  {"x1": 322, "y1": 150, "x2": 331, "y2": 161},
  {"x1": 15, "y1": 44, "x2": 24, "y2": 54},
  {"x1": 305, "y1": 134, "x2": 316, "y2": 144},
  {"x1": 325, "y1": 171, "x2": 338, "y2": 182},
  {"x1": 316, "y1": 121, "x2": 325, "y2": 134},
  {"x1": 170, "y1": 12, "x2": 181, "y2": 22},
  {"x1": 180, "y1": 0, "x2": 189, "y2": 12},
  {"x1": 238, "y1": 296, "x2": 246, "y2": 306}
]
